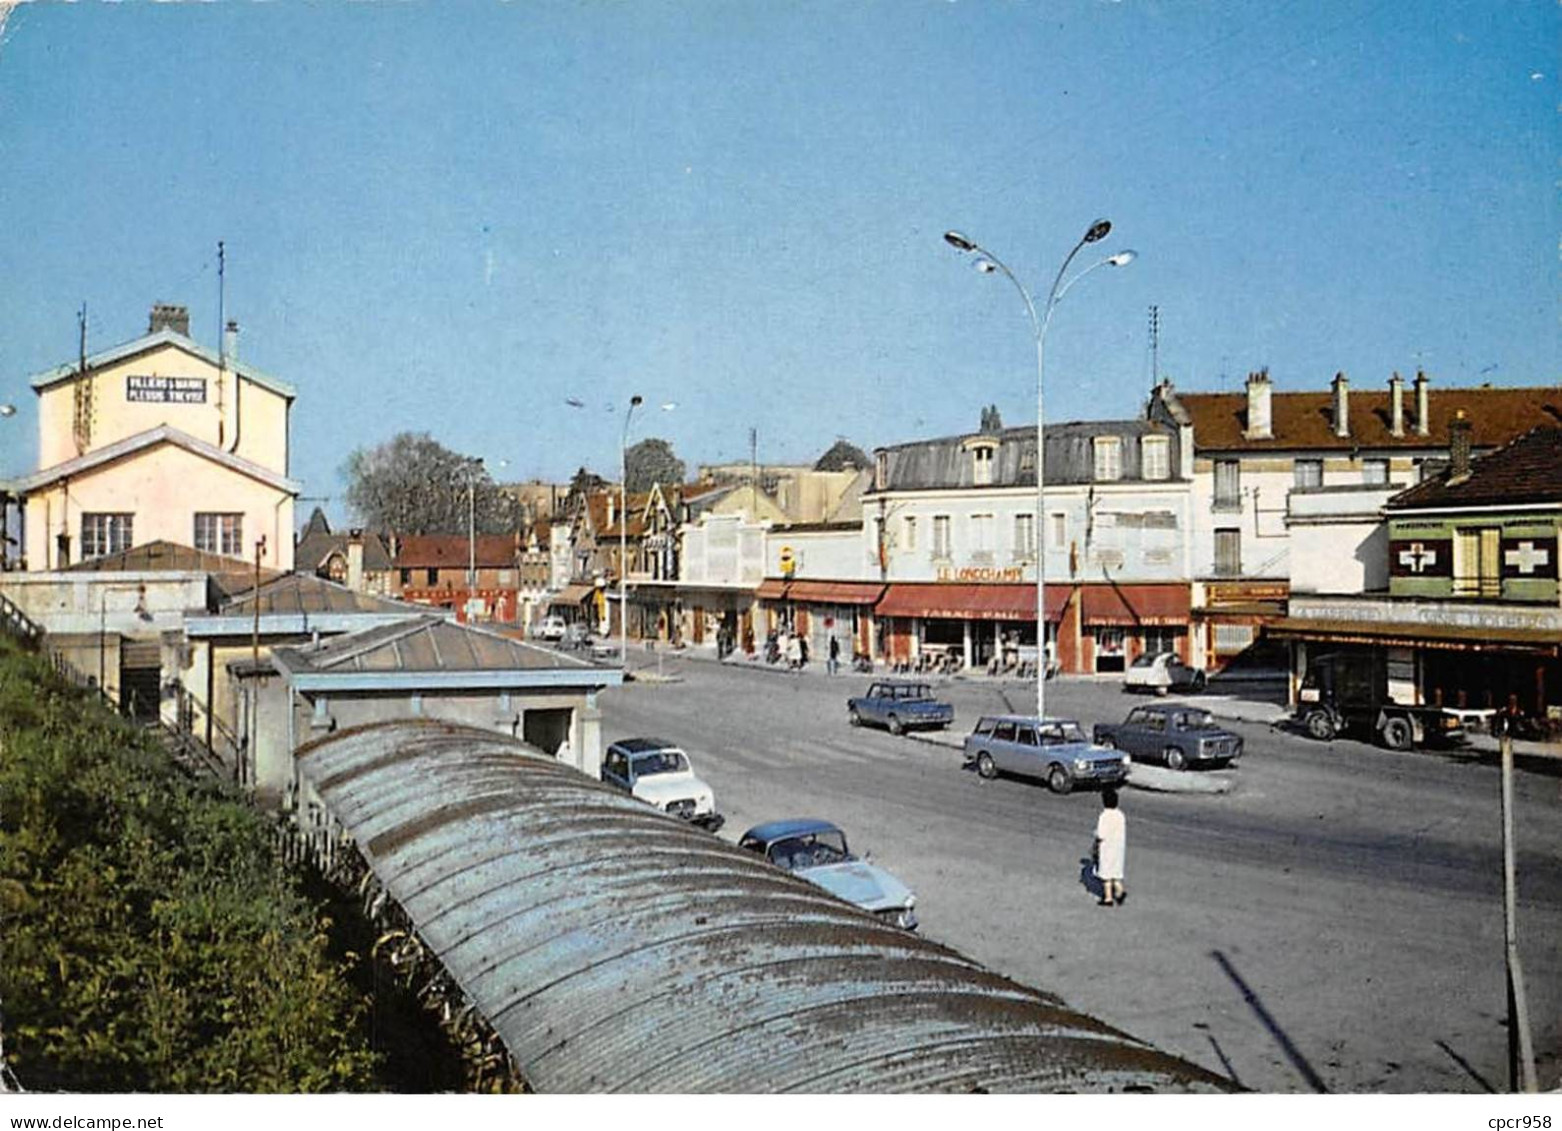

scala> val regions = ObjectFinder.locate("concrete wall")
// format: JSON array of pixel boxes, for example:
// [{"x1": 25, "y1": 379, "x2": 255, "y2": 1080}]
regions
[
  {"x1": 766, "y1": 526, "x2": 866, "y2": 580},
  {"x1": 1287, "y1": 486, "x2": 1399, "y2": 594}
]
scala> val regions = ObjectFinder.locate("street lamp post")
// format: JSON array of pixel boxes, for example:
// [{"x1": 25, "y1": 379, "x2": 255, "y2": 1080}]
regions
[
  {"x1": 944, "y1": 222, "x2": 1135, "y2": 721},
  {"x1": 620, "y1": 395, "x2": 643, "y2": 672},
  {"x1": 467, "y1": 457, "x2": 484, "y2": 618}
]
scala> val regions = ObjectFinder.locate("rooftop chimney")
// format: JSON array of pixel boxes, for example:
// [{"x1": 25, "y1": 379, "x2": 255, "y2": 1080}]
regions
[
  {"x1": 1331, "y1": 371, "x2": 1350, "y2": 438},
  {"x1": 1243, "y1": 369, "x2": 1273, "y2": 440},
  {"x1": 148, "y1": 303, "x2": 190, "y2": 337},
  {"x1": 1413, "y1": 369, "x2": 1430, "y2": 436},
  {"x1": 1448, "y1": 410, "x2": 1472, "y2": 481},
  {"x1": 1388, "y1": 372, "x2": 1405, "y2": 438},
  {"x1": 223, "y1": 320, "x2": 239, "y2": 365},
  {"x1": 346, "y1": 530, "x2": 365, "y2": 591}
]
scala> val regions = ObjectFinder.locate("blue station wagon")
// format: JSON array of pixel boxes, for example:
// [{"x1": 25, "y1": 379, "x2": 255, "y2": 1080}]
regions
[
  {"x1": 847, "y1": 680, "x2": 954, "y2": 734},
  {"x1": 962, "y1": 715, "x2": 1130, "y2": 794}
]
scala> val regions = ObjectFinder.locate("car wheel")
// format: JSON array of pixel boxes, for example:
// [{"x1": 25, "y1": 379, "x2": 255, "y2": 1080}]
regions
[
  {"x1": 1305, "y1": 710, "x2": 1337, "y2": 741},
  {"x1": 1380, "y1": 717, "x2": 1413, "y2": 751},
  {"x1": 887, "y1": 713, "x2": 903, "y2": 736},
  {"x1": 1191, "y1": 671, "x2": 1207, "y2": 691},
  {"x1": 1163, "y1": 746, "x2": 1187, "y2": 771},
  {"x1": 1046, "y1": 764, "x2": 1073, "y2": 794},
  {"x1": 849, "y1": 706, "x2": 862, "y2": 727},
  {"x1": 976, "y1": 751, "x2": 997, "y2": 780}
]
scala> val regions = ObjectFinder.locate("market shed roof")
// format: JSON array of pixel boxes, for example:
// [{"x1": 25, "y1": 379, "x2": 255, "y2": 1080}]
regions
[{"x1": 294, "y1": 719, "x2": 1230, "y2": 1094}]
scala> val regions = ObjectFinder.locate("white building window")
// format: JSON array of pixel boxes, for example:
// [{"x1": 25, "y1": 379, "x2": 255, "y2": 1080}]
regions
[
  {"x1": 932, "y1": 515, "x2": 952, "y2": 559},
  {"x1": 1214, "y1": 528, "x2": 1242, "y2": 576},
  {"x1": 902, "y1": 515, "x2": 917, "y2": 552},
  {"x1": 194, "y1": 512, "x2": 244, "y2": 557},
  {"x1": 1093, "y1": 436, "x2": 1123, "y2": 481},
  {"x1": 1294, "y1": 459, "x2": 1323, "y2": 489},
  {"x1": 1362, "y1": 458, "x2": 1389, "y2": 486},
  {"x1": 1214, "y1": 460, "x2": 1242, "y2": 509},
  {"x1": 970, "y1": 513, "x2": 994, "y2": 554},
  {"x1": 1014, "y1": 513, "x2": 1035, "y2": 557},
  {"x1": 972, "y1": 444, "x2": 995, "y2": 486},
  {"x1": 1140, "y1": 435, "x2": 1169, "y2": 481},
  {"x1": 1047, "y1": 512, "x2": 1067, "y2": 551},
  {"x1": 81, "y1": 513, "x2": 133, "y2": 560}
]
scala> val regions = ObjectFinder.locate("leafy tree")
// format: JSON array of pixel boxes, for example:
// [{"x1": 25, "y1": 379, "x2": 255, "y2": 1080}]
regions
[
  {"x1": 342, "y1": 432, "x2": 523, "y2": 536},
  {"x1": 980, "y1": 404, "x2": 1004, "y2": 432},
  {"x1": 813, "y1": 439, "x2": 870, "y2": 472},
  {"x1": 624, "y1": 437, "x2": 685, "y2": 493}
]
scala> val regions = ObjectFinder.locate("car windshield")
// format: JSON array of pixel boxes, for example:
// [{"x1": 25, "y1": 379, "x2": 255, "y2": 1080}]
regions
[
  {"x1": 1130, "y1": 654, "x2": 1158, "y2": 668},
  {"x1": 1039, "y1": 721, "x2": 1088, "y2": 744},
  {"x1": 768, "y1": 830, "x2": 850, "y2": 870},
  {"x1": 631, "y1": 750, "x2": 689, "y2": 776}
]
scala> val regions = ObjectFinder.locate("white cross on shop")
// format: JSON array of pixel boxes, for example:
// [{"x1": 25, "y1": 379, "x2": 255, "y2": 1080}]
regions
[
  {"x1": 1504, "y1": 541, "x2": 1550, "y2": 575},
  {"x1": 1398, "y1": 542, "x2": 1437, "y2": 573}
]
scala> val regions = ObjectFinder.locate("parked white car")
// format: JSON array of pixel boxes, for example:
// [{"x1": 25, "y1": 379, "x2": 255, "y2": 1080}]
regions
[
  {"x1": 534, "y1": 615, "x2": 568, "y2": 641},
  {"x1": 601, "y1": 738, "x2": 722, "y2": 829},
  {"x1": 1123, "y1": 651, "x2": 1207, "y2": 695}
]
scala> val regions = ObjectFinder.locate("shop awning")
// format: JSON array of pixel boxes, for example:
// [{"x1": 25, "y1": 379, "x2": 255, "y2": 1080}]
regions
[
  {"x1": 756, "y1": 578, "x2": 790, "y2": 601},
  {"x1": 550, "y1": 583, "x2": 598, "y2": 607},
  {"x1": 1081, "y1": 584, "x2": 1191, "y2": 626},
  {"x1": 785, "y1": 580, "x2": 886, "y2": 605},
  {"x1": 1265, "y1": 617, "x2": 1562, "y2": 655},
  {"x1": 876, "y1": 583, "x2": 1071, "y2": 623}
]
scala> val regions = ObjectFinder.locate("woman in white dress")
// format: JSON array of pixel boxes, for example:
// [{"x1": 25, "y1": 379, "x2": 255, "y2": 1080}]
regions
[{"x1": 1094, "y1": 787, "x2": 1127, "y2": 907}]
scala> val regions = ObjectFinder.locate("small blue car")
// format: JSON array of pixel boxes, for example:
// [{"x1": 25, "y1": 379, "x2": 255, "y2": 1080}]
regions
[
  {"x1": 739, "y1": 818, "x2": 918, "y2": 931},
  {"x1": 847, "y1": 680, "x2": 954, "y2": 735}
]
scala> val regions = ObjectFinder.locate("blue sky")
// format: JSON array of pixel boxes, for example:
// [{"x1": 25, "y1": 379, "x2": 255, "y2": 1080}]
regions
[{"x1": 1, "y1": 0, "x2": 1556, "y2": 521}]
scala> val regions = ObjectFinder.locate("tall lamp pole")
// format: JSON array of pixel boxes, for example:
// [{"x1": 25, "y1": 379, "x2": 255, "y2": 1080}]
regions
[
  {"x1": 944, "y1": 222, "x2": 1135, "y2": 721},
  {"x1": 467, "y1": 457, "x2": 484, "y2": 619},
  {"x1": 620, "y1": 395, "x2": 643, "y2": 671}
]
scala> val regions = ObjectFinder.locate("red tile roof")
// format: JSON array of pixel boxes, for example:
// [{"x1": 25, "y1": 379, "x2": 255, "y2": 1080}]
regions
[
  {"x1": 393, "y1": 534, "x2": 519, "y2": 568},
  {"x1": 1388, "y1": 426, "x2": 1562, "y2": 510},
  {"x1": 1179, "y1": 384, "x2": 1562, "y2": 452}
]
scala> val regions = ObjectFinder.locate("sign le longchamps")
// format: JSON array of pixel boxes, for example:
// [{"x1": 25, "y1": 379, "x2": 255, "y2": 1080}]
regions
[{"x1": 127, "y1": 375, "x2": 207, "y2": 404}]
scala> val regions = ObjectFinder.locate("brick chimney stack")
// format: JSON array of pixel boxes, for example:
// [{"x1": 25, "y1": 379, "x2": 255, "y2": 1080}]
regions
[
  {"x1": 1413, "y1": 370, "x2": 1430, "y2": 436},
  {"x1": 1243, "y1": 369, "x2": 1273, "y2": 440},
  {"x1": 1331, "y1": 371, "x2": 1350, "y2": 438},
  {"x1": 1448, "y1": 410, "x2": 1472, "y2": 481},
  {"x1": 148, "y1": 303, "x2": 190, "y2": 336},
  {"x1": 346, "y1": 530, "x2": 365, "y2": 592},
  {"x1": 1388, "y1": 372, "x2": 1405, "y2": 438}
]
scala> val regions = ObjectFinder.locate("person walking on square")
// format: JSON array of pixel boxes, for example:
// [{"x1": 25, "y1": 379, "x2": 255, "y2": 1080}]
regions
[
  {"x1": 1094, "y1": 787, "x2": 1127, "y2": 907},
  {"x1": 828, "y1": 634, "x2": 840, "y2": 676}
]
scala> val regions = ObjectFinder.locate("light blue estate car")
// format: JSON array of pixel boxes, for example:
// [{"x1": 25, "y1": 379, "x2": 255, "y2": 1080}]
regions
[
  {"x1": 846, "y1": 680, "x2": 954, "y2": 734},
  {"x1": 739, "y1": 818, "x2": 918, "y2": 931},
  {"x1": 962, "y1": 715, "x2": 1130, "y2": 794}
]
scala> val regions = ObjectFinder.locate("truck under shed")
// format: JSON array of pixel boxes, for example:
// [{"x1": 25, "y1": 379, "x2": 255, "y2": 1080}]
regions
[{"x1": 294, "y1": 719, "x2": 1231, "y2": 1094}]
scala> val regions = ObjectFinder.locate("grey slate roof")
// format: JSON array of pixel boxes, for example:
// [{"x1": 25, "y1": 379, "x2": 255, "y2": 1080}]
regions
[
  {"x1": 874, "y1": 420, "x2": 1181, "y2": 493},
  {"x1": 274, "y1": 615, "x2": 608, "y2": 675},
  {"x1": 28, "y1": 327, "x2": 297, "y2": 400}
]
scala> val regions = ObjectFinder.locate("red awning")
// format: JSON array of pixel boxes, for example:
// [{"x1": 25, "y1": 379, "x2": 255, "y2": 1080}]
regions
[
  {"x1": 755, "y1": 578, "x2": 790, "y2": 601},
  {"x1": 876, "y1": 583, "x2": 1071, "y2": 623},
  {"x1": 1080, "y1": 584, "x2": 1191, "y2": 626},
  {"x1": 785, "y1": 580, "x2": 886, "y2": 605}
]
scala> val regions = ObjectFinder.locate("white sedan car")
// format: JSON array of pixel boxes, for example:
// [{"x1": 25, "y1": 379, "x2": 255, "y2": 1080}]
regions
[{"x1": 1123, "y1": 651, "x2": 1207, "y2": 695}]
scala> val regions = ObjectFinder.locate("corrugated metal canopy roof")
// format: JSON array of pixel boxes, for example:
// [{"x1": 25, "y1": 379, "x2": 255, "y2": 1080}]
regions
[
  {"x1": 275, "y1": 616, "x2": 609, "y2": 674},
  {"x1": 295, "y1": 720, "x2": 1230, "y2": 1094},
  {"x1": 220, "y1": 573, "x2": 420, "y2": 617}
]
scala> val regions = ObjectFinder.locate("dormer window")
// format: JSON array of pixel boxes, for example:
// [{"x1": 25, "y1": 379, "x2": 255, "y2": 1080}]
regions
[
  {"x1": 1093, "y1": 436, "x2": 1123, "y2": 482},
  {"x1": 963, "y1": 437, "x2": 999, "y2": 486},
  {"x1": 1140, "y1": 435, "x2": 1169, "y2": 481}
]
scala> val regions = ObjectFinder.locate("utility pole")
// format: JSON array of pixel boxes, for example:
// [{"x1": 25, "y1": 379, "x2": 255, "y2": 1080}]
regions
[
  {"x1": 1148, "y1": 305, "x2": 1161, "y2": 385},
  {"x1": 1499, "y1": 723, "x2": 1537, "y2": 1092},
  {"x1": 247, "y1": 533, "x2": 266, "y2": 789}
]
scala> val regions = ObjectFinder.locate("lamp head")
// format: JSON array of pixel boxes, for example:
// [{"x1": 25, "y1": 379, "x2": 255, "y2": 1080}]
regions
[
  {"x1": 0, "y1": 403, "x2": 15, "y2": 418},
  {"x1": 943, "y1": 231, "x2": 978, "y2": 253},
  {"x1": 1107, "y1": 250, "x2": 1137, "y2": 267},
  {"x1": 630, "y1": 394, "x2": 644, "y2": 408},
  {"x1": 1084, "y1": 219, "x2": 1112, "y2": 243},
  {"x1": 973, "y1": 258, "x2": 998, "y2": 274}
]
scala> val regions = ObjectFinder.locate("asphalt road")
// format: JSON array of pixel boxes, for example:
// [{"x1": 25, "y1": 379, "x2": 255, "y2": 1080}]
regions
[{"x1": 600, "y1": 653, "x2": 1562, "y2": 1094}]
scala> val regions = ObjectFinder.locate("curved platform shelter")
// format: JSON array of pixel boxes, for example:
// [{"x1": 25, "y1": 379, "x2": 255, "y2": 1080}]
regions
[{"x1": 296, "y1": 719, "x2": 1231, "y2": 1094}]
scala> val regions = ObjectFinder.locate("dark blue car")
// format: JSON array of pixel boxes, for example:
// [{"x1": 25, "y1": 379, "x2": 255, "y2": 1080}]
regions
[{"x1": 847, "y1": 680, "x2": 954, "y2": 735}]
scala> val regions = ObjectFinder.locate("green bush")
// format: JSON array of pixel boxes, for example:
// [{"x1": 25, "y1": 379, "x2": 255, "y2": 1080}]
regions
[{"x1": 0, "y1": 637, "x2": 381, "y2": 1091}]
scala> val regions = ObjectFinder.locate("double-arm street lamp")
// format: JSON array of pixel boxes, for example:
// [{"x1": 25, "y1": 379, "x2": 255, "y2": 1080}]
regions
[{"x1": 944, "y1": 221, "x2": 1135, "y2": 722}]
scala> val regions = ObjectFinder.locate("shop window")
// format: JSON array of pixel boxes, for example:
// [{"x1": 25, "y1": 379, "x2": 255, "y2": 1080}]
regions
[
  {"x1": 1141, "y1": 435, "x2": 1169, "y2": 481},
  {"x1": 1213, "y1": 623, "x2": 1256, "y2": 652},
  {"x1": 1093, "y1": 436, "x2": 1122, "y2": 481},
  {"x1": 1294, "y1": 459, "x2": 1322, "y2": 489},
  {"x1": 1214, "y1": 528, "x2": 1241, "y2": 576},
  {"x1": 81, "y1": 513, "x2": 133, "y2": 560},
  {"x1": 194, "y1": 512, "x2": 244, "y2": 557},
  {"x1": 1214, "y1": 460, "x2": 1242, "y2": 510}
]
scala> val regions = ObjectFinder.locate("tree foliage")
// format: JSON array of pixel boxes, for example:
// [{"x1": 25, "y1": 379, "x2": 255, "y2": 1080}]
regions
[
  {"x1": 342, "y1": 432, "x2": 524, "y2": 536},
  {"x1": 813, "y1": 439, "x2": 870, "y2": 472},
  {"x1": 980, "y1": 404, "x2": 1004, "y2": 432},
  {"x1": 0, "y1": 639, "x2": 380, "y2": 1091},
  {"x1": 624, "y1": 438, "x2": 685, "y2": 493}
]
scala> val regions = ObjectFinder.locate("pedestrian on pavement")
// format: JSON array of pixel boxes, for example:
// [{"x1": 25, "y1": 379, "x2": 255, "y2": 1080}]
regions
[
  {"x1": 1094, "y1": 787, "x2": 1127, "y2": 907},
  {"x1": 827, "y1": 635, "x2": 840, "y2": 675},
  {"x1": 785, "y1": 631, "x2": 802, "y2": 670}
]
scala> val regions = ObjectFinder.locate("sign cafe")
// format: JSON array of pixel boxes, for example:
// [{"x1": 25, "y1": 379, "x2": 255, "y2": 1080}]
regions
[
  {"x1": 126, "y1": 375, "x2": 207, "y2": 404},
  {"x1": 935, "y1": 565, "x2": 1027, "y2": 584}
]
